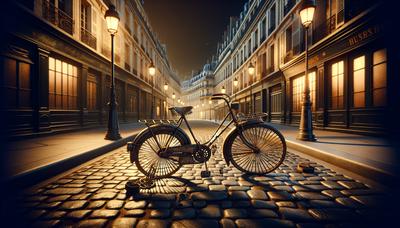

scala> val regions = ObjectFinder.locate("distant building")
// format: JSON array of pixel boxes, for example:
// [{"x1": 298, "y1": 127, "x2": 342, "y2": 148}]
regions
[
  {"x1": 0, "y1": 0, "x2": 181, "y2": 138},
  {"x1": 181, "y1": 63, "x2": 215, "y2": 119},
  {"x1": 195, "y1": 0, "x2": 387, "y2": 135}
]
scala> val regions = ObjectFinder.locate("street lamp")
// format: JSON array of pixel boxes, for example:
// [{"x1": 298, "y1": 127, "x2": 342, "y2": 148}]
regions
[
  {"x1": 172, "y1": 93, "x2": 175, "y2": 106},
  {"x1": 148, "y1": 61, "x2": 156, "y2": 119},
  {"x1": 164, "y1": 82, "x2": 168, "y2": 91},
  {"x1": 221, "y1": 86, "x2": 226, "y2": 94},
  {"x1": 233, "y1": 77, "x2": 239, "y2": 101},
  {"x1": 209, "y1": 100, "x2": 212, "y2": 121},
  {"x1": 297, "y1": 0, "x2": 316, "y2": 141},
  {"x1": 248, "y1": 62, "x2": 255, "y2": 114},
  {"x1": 104, "y1": 5, "x2": 121, "y2": 140}
]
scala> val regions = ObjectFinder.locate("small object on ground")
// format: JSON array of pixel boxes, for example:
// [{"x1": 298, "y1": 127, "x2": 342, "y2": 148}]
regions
[
  {"x1": 201, "y1": 170, "x2": 211, "y2": 178},
  {"x1": 297, "y1": 162, "x2": 315, "y2": 173},
  {"x1": 125, "y1": 179, "x2": 140, "y2": 195}
]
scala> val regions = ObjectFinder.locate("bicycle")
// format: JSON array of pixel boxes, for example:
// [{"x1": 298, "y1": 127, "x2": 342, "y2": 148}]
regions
[{"x1": 127, "y1": 93, "x2": 286, "y2": 179}]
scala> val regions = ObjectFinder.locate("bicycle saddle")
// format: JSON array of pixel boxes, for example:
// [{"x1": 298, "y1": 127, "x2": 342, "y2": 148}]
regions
[{"x1": 169, "y1": 106, "x2": 193, "y2": 116}]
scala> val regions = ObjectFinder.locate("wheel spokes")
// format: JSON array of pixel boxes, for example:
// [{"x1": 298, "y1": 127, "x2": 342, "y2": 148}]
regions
[{"x1": 231, "y1": 126, "x2": 284, "y2": 173}]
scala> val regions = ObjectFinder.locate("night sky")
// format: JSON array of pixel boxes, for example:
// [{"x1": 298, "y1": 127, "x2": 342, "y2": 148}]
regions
[{"x1": 143, "y1": 0, "x2": 246, "y2": 80}]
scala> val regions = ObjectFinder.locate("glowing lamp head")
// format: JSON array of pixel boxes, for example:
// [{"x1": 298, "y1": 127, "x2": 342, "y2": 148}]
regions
[
  {"x1": 177, "y1": 98, "x2": 181, "y2": 103},
  {"x1": 172, "y1": 93, "x2": 176, "y2": 99},
  {"x1": 209, "y1": 100, "x2": 212, "y2": 104},
  {"x1": 233, "y1": 77, "x2": 239, "y2": 87},
  {"x1": 248, "y1": 62, "x2": 255, "y2": 76},
  {"x1": 299, "y1": 0, "x2": 316, "y2": 28},
  {"x1": 105, "y1": 5, "x2": 120, "y2": 35},
  {"x1": 148, "y1": 62, "x2": 156, "y2": 76},
  {"x1": 164, "y1": 83, "x2": 168, "y2": 91},
  {"x1": 221, "y1": 86, "x2": 226, "y2": 94}
]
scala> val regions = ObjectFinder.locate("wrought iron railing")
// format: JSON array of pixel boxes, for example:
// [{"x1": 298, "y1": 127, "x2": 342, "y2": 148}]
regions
[
  {"x1": 284, "y1": 0, "x2": 295, "y2": 16},
  {"x1": 42, "y1": 0, "x2": 74, "y2": 35},
  {"x1": 283, "y1": 50, "x2": 294, "y2": 63},
  {"x1": 80, "y1": 27, "x2": 96, "y2": 49},
  {"x1": 313, "y1": 10, "x2": 344, "y2": 43}
]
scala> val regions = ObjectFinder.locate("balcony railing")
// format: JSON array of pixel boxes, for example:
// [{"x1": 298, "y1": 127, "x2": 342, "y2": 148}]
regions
[
  {"x1": 284, "y1": 0, "x2": 295, "y2": 16},
  {"x1": 42, "y1": 0, "x2": 74, "y2": 35},
  {"x1": 314, "y1": 10, "x2": 344, "y2": 43},
  {"x1": 80, "y1": 27, "x2": 96, "y2": 49},
  {"x1": 283, "y1": 50, "x2": 294, "y2": 63}
]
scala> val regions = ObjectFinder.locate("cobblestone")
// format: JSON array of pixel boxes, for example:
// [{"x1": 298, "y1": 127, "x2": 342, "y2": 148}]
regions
[{"x1": 16, "y1": 123, "x2": 389, "y2": 227}]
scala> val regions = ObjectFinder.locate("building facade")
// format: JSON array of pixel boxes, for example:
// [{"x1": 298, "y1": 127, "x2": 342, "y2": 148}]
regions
[
  {"x1": 0, "y1": 0, "x2": 181, "y2": 138},
  {"x1": 209, "y1": 0, "x2": 387, "y2": 135},
  {"x1": 181, "y1": 63, "x2": 215, "y2": 120}
]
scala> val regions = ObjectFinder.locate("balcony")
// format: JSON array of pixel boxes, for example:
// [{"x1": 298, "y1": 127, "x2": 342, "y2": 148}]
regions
[
  {"x1": 125, "y1": 63, "x2": 131, "y2": 72},
  {"x1": 283, "y1": 50, "x2": 294, "y2": 63},
  {"x1": 80, "y1": 27, "x2": 96, "y2": 49},
  {"x1": 284, "y1": 0, "x2": 295, "y2": 16},
  {"x1": 314, "y1": 10, "x2": 344, "y2": 43},
  {"x1": 42, "y1": 0, "x2": 74, "y2": 35},
  {"x1": 268, "y1": 25, "x2": 275, "y2": 35}
]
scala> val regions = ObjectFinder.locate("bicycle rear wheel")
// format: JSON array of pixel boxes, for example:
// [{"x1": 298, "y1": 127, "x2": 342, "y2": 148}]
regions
[
  {"x1": 224, "y1": 123, "x2": 286, "y2": 174},
  {"x1": 134, "y1": 126, "x2": 190, "y2": 178}
]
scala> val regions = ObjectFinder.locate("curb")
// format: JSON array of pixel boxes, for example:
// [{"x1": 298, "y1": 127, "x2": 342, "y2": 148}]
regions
[
  {"x1": 7, "y1": 133, "x2": 139, "y2": 188},
  {"x1": 286, "y1": 139, "x2": 397, "y2": 186}
]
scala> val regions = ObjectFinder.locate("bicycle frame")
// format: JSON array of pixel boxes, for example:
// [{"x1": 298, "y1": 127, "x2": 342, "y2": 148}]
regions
[{"x1": 153, "y1": 93, "x2": 259, "y2": 154}]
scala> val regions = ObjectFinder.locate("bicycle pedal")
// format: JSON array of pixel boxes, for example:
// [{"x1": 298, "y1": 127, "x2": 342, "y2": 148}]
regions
[{"x1": 201, "y1": 170, "x2": 211, "y2": 178}]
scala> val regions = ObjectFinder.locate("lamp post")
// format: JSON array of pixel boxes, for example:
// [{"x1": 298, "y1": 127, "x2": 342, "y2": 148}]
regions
[
  {"x1": 172, "y1": 93, "x2": 175, "y2": 106},
  {"x1": 248, "y1": 62, "x2": 255, "y2": 114},
  {"x1": 209, "y1": 100, "x2": 212, "y2": 121},
  {"x1": 297, "y1": 0, "x2": 316, "y2": 141},
  {"x1": 148, "y1": 61, "x2": 156, "y2": 119},
  {"x1": 233, "y1": 77, "x2": 238, "y2": 101},
  {"x1": 163, "y1": 82, "x2": 168, "y2": 118},
  {"x1": 104, "y1": 5, "x2": 121, "y2": 140}
]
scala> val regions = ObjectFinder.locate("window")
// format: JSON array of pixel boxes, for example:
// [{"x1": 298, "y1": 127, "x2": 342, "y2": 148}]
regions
[
  {"x1": 353, "y1": 56, "x2": 365, "y2": 108},
  {"x1": 269, "y1": 4, "x2": 276, "y2": 33},
  {"x1": 372, "y1": 49, "x2": 387, "y2": 106},
  {"x1": 87, "y1": 74, "x2": 98, "y2": 111},
  {"x1": 292, "y1": 72, "x2": 316, "y2": 112},
  {"x1": 330, "y1": 61, "x2": 344, "y2": 109},
  {"x1": 125, "y1": 42, "x2": 131, "y2": 71},
  {"x1": 270, "y1": 85, "x2": 282, "y2": 113},
  {"x1": 81, "y1": 0, "x2": 91, "y2": 32},
  {"x1": 327, "y1": 0, "x2": 345, "y2": 32},
  {"x1": 48, "y1": 57, "x2": 78, "y2": 109},
  {"x1": 1, "y1": 58, "x2": 32, "y2": 108}
]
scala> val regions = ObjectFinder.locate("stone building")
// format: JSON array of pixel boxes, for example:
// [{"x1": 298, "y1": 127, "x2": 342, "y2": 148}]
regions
[
  {"x1": 209, "y1": 0, "x2": 387, "y2": 135},
  {"x1": 0, "y1": 0, "x2": 181, "y2": 138}
]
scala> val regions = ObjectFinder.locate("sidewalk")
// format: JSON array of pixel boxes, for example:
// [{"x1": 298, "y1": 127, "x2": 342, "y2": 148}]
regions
[
  {"x1": 4, "y1": 123, "x2": 146, "y2": 186},
  {"x1": 269, "y1": 123, "x2": 399, "y2": 185}
]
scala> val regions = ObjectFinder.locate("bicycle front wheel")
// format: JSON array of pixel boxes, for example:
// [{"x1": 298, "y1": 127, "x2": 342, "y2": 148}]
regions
[
  {"x1": 134, "y1": 126, "x2": 190, "y2": 178},
  {"x1": 225, "y1": 123, "x2": 286, "y2": 174}
]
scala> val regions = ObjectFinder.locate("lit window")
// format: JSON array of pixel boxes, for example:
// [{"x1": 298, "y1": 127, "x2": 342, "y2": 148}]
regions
[
  {"x1": 353, "y1": 56, "x2": 365, "y2": 108},
  {"x1": 292, "y1": 72, "x2": 316, "y2": 112},
  {"x1": 330, "y1": 61, "x2": 344, "y2": 109},
  {"x1": 48, "y1": 57, "x2": 78, "y2": 109},
  {"x1": 87, "y1": 74, "x2": 98, "y2": 111},
  {"x1": 372, "y1": 49, "x2": 387, "y2": 106}
]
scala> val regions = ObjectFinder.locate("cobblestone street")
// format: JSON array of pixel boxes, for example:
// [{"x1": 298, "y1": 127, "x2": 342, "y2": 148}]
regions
[{"x1": 12, "y1": 121, "x2": 395, "y2": 227}]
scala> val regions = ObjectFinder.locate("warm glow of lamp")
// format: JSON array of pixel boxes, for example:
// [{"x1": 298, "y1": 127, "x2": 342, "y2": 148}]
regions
[
  {"x1": 233, "y1": 77, "x2": 239, "y2": 87},
  {"x1": 299, "y1": 0, "x2": 316, "y2": 27},
  {"x1": 177, "y1": 98, "x2": 181, "y2": 103},
  {"x1": 221, "y1": 86, "x2": 226, "y2": 94},
  {"x1": 202, "y1": 103, "x2": 204, "y2": 107},
  {"x1": 104, "y1": 5, "x2": 119, "y2": 34},
  {"x1": 164, "y1": 83, "x2": 168, "y2": 91},
  {"x1": 172, "y1": 93, "x2": 176, "y2": 99},
  {"x1": 148, "y1": 62, "x2": 156, "y2": 76},
  {"x1": 248, "y1": 62, "x2": 255, "y2": 75},
  {"x1": 209, "y1": 100, "x2": 212, "y2": 104}
]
